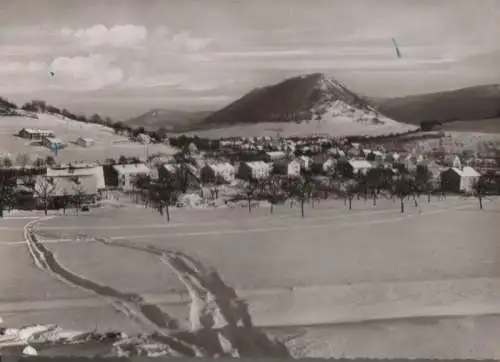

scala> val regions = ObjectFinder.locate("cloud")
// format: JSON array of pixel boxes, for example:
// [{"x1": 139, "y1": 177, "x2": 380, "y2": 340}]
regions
[
  {"x1": 49, "y1": 54, "x2": 124, "y2": 91},
  {"x1": 0, "y1": 60, "x2": 45, "y2": 74},
  {"x1": 62, "y1": 24, "x2": 147, "y2": 48}
]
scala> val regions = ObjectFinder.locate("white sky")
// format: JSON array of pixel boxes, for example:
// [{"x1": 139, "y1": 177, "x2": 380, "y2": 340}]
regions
[{"x1": 1, "y1": 0, "x2": 500, "y2": 118}]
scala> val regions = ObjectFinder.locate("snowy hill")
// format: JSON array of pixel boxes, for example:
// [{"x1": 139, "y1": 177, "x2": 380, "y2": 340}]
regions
[
  {"x1": 202, "y1": 73, "x2": 405, "y2": 128},
  {"x1": 0, "y1": 113, "x2": 177, "y2": 164},
  {"x1": 185, "y1": 73, "x2": 416, "y2": 137}
]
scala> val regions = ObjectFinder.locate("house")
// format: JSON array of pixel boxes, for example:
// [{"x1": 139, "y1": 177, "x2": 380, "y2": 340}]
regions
[
  {"x1": 76, "y1": 137, "x2": 95, "y2": 148},
  {"x1": 385, "y1": 152, "x2": 401, "y2": 163},
  {"x1": 47, "y1": 164, "x2": 106, "y2": 190},
  {"x1": 440, "y1": 166, "x2": 481, "y2": 193},
  {"x1": 158, "y1": 163, "x2": 201, "y2": 189},
  {"x1": 443, "y1": 155, "x2": 462, "y2": 169},
  {"x1": 337, "y1": 159, "x2": 373, "y2": 178},
  {"x1": 311, "y1": 155, "x2": 336, "y2": 174},
  {"x1": 42, "y1": 137, "x2": 63, "y2": 150},
  {"x1": 299, "y1": 155, "x2": 313, "y2": 171},
  {"x1": 159, "y1": 163, "x2": 179, "y2": 180},
  {"x1": 238, "y1": 161, "x2": 272, "y2": 181},
  {"x1": 200, "y1": 162, "x2": 236, "y2": 184},
  {"x1": 347, "y1": 146, "x2": 362, "y2": 158},
  {"x1": 366, "y1": 150, "x2": 385, "y2": 161},
  {"x1": 18, "y1": 128, "x2": 54, "y2": 140},
  {"x1": 34, "y1": 174, "x2": 98, "y2": 209},
  {"x1": 348, "y1": 159, "x2": 373, "y2": 176},
  {"x1": 264, "y1": 151, "x2": 286, "y2": 162},
  {"x1": 107, "y1": 163, "x2": 151, "y2": 191},
  {"x1": 273, "y1": 159, "x2": 301, "y2": 177}
]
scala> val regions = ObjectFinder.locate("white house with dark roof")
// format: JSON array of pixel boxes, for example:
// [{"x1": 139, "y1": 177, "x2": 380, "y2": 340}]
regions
[
  {"x1": 348, "y1": 159, "x2": 373, "y2": 175},
  {"x1": 111, "y1": 163, "x2": 151, "y2": 191},
  {"x1": 273, "y1": 159, "x2": 301, "y2": 177},
  {"x1": 200, "y1": 162, "x2": 236, "y2": 184},
  {"x1": 76, "y1": 137, "x2": 95, "y2": 148},
  {"x1": 19, "y1": 128, "x2": 54, "y2": 140}
]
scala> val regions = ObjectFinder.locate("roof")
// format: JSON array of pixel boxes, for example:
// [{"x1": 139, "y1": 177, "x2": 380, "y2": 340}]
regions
[
  {"x1": 266, "y1": 151, "x2": 286, "y2": 159},
  {"x1": 35, "y1": 175, "x2": 98, "y2": 197},
  {"x1": 47, "y1": 165, "x2": 105, "y2": 189},
  {"x1": 112, "y1": 163, "x2": 150, "y2": 175},
  {"x1": 206, "y1": 162, "x2": 235, "y2": 172},
  {"x1": 44, "y1": 137, "x2": 62, "y2": 143},
  {"x1": 348, "y1": 160, "x2": 373, "y2": 169},
  {"x1": 274, "y1": 159, "x2": 300, "y2": 167},
  {"x1": 244, "y1": 161, "x2": 272, "y2": 170},
  {"x1": 22, "y1": 128, "x2": 53, "y2": 134},
  {"x1": 77, "y1": 137, "x2": 94, "y2": 142},
  {"x1": 461, "y1": 166, "x2": 481, "y2": 177},
  {"x1": 162, "y1": 164, "x2": 178, "y2": 173}
]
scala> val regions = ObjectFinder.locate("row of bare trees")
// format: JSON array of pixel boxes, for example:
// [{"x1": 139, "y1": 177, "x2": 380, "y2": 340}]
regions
[{"x1": 128, "y1": 162, "x2": 490, "y2": 224}]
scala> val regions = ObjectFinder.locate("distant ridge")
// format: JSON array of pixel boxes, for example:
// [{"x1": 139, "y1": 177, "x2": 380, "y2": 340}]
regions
[
  {"x1": 369, "y1": 84, "x2": 500, "y2": 125},
  {"x1": 126, "y1": 108, "x2": 211, "y2": 132}
]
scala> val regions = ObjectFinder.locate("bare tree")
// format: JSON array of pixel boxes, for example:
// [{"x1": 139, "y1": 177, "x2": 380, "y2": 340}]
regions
[
  {"x1": 33, "y1": 176, "x2": 57, "y2": 215},
  {"x1": 473, "y1": 176, "x2": 487, "y2": 210},
  {"x1": 0, "y1": 169, "x2": 17, "y2": 218},
  {"x1": 343, "y1": 179, "x2": 358, "y2": 210},
  {"x1": 16, "y1": 153, "x2": 31, "y2": 168},
  {"x1": 289, "y1": 176, "x2": 313, "y2": 218},
  {"x1": 33, "y1": 157, "x2": 46, "y2": 169},
  {"x1": 148, "y1": 175, "x2": 181, "y2": 222},
  {"x1": 2, "y1": 157, "x2": 13, "y2": 168},
  {"x1": 243, "y1": 179, "x2": 258, "y2": 213},
  {"x1": 72, "y1": 183, "x2": 88, "y2": 215},
  {"x1": 393, "y1": 175, "x2": 412, "y2": 214},
  {"x1": 265, "y1": 176, "x2": 285, "y2": 214}
]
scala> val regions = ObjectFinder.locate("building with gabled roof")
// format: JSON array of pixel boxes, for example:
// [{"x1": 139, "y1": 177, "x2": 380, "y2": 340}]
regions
[
  {"x1": 47, "y1": 164, "x2": 105, "y2": 190},
  {"x1": 238, "y1": 161, "x2": 272, "y2": 181},
  {"x1": 273, "y1": 159, "x2": 301, "y2": 177},
  {"x1": 18, "y1": 128, "x2": 55, "y2": 140},
  {"x1": 441, "y1": 166, "x2": 481, "y2": 193},
  {"x1": 106, "y1": 163, "x2": 151, "y2": 191},
  {"x1": 200, "y1": 162, "x2": 236, "y2": 184}
]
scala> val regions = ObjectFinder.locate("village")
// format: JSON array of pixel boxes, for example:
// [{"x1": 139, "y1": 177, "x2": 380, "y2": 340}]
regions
[{"x1": 1, "y1": 125, "x2": 499, "y2": 219}]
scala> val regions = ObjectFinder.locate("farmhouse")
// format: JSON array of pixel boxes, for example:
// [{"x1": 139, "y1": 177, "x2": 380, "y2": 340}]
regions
[
  {"x1": 238, "y1": 161, "x2": 272, "y2": 180},
  {"x1": 47, "y1": 163, "x2": 106, "y2": 190},
  {"x1": 34, "y1": 174, "x2": 98, "y2": 209},
  {"x1": 107, "y1": 163, "x2": 151, "y2": 191},
  {"x1": 19, "y1": 128, "x2": 54, "y2": 140},
  {"x1": 273, "y1": 159, "x2": 301, "y2": 177},
  {"x1": 75, "y1": 137, "x2": 95, "y2": 148},
  {"x1": 200, "y1": 162, "x2": 236, "y2": 184},
  {"x1": 42, "y1": 137, "x2": 63, "y2": 150},
  {"x1": 440, "y1": 166, "x2": 481, "y2": 193}
]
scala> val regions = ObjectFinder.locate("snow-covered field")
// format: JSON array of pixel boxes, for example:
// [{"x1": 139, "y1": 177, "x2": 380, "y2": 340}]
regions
[
  {"x1": 185, "y1": 119, "x2": 417, "y2": 139},
  {"x1": 2, "y1": 196, "x2": 500, "y2": 357},
  {"x1": 0, "y1": 114, "x2": 178, "y2": 164}
]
